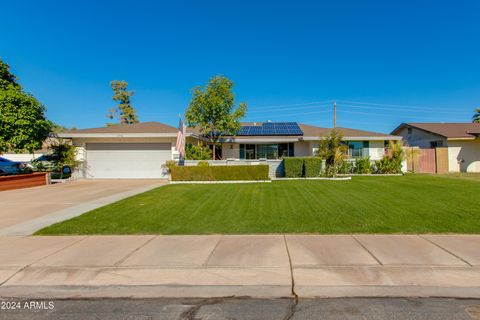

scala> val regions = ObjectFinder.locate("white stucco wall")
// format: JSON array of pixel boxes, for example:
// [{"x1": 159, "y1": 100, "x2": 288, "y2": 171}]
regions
[
  {"x1": 222, "y1": 143, "x2": 240, "y2": 159},
  {"x1": 294, "y1": 141, "x2": 310, "y2": 157},
  {"x1": 447, "y1": 140, "x2": 480, "y2": 173},
  {"x1": 366, "y1": 141, "x2": 385, "y2": 160},
  {"x1": 396, "y1": 127, "x2": 447, "y2": 148},
  {"x1": 1, "y1": 153, "x2": 41, "y2": 162}
]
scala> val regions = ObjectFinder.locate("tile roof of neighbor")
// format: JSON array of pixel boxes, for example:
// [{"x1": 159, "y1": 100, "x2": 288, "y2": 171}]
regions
[
  {"x1": 392, "y1": 123, "x2": 480, "y2": 139},
  {"x1": 63, "y1": 121, "x2": 178, "y2": 134}
]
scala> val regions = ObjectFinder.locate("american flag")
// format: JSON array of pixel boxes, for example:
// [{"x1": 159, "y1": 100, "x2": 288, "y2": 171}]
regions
[{"x1": 176, "y1": 117, "x2": 186, "y2": 160}]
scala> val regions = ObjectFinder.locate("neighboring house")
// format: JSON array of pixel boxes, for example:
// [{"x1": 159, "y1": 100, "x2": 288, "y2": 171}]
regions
[
  {"x1": 59, "y1": 121, "x2": 401, "y2": 179},
  {"x1": 392, "y1": 123, "x2": 480, "y2": 173}
]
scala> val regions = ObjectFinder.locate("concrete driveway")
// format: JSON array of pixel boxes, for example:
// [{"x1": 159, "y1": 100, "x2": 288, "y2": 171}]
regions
[{"x1": 0, "y1": 179, "x2": 167, "y2": 235}]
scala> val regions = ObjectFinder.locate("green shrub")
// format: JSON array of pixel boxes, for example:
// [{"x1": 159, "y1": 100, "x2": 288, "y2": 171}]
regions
[
  {"x1": 170, "y1": 165, "x2": 269, "y2": 181},
  {"x1": 284, "y1": 157, "x2": 304, "y2": 178},
  {"x1": 354, "y1": 157, "x2": 372, "y2": 174},
  {"x1": 162, "y1": 160, "x2": 177, "y2": 173},
  {"x1": 31, "y1": 143, "x2": 79, "y2": 172},
  {"x1": 185, "y1": 143, "x2": 212, "y2": 160},
  {"x1": 374, "y1": 141, "x2": 403, "y2": 174},
  {"x1": 338, "y1": 161, "x2": 353, "y2": 174},
  {"x1": 375, "y1": 157, "x2": 402, "y2": 174},
  {"x1": 303, "y1": 157, "x2": 322, "y2": 177},
  {"x1": 197, "y1": 161, "x2": 210, "y2": 167}
]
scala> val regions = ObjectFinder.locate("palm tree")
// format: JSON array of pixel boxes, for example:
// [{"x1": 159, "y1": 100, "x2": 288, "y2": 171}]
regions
[
  {"x1": 473, "y1": 108, "x2": 480, "y2": 123},
  {"x1": 317, "y1": 128, "x2": 347, "y2": 177}
]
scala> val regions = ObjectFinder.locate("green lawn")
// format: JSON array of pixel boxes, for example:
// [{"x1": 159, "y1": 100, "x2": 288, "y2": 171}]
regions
[{"x1": 36, "y1": 174, "x2": 480, "y2": 235}]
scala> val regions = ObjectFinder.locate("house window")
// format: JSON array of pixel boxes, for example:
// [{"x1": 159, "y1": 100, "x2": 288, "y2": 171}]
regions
[
  {"x1": 430, "y1": 141, "x2": 443, "y2": 148},
  {"x1": 278, "y1": 143, "x2": 289, "y2": 158},
  {"x1": 407, "y1": 127, "x2": 413, "y2": 135},
  {"x1": 238, "y1": 143, "x2": 294, "y2": 160},
  {"x1": 245, "y1": 144, "x2": 256, "y2": 159},
  {"x1": 288, "y1": 142, "x2": 294, "y2": 157},
  {"x1": 257, "y1": 144, "x2": 278, "y2": 159},
  {"x1": 345, "y1": 141, "x2": 366, "y2": 158}
]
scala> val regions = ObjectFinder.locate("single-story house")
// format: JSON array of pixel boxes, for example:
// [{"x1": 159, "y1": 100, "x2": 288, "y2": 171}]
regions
[
  {"x1": 59, "y1": 121, "x2": 401, "y2": 179},
  {"x1": 210, "y1": 122, "x2": 401, "y2": 161},
  {"x1": 392, "y1": 122, "x2": 480, "y2": 172}
]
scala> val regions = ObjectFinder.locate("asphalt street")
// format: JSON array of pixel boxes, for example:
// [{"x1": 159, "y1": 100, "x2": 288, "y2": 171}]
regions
[{"x1": 1, "y1": 297, "x2": 480, "y2": 320}]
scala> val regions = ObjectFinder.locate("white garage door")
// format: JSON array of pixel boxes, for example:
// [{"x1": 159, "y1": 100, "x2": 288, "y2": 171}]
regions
[{"x1": 86, "y1": 143, "x2": 171, "y2": 179}]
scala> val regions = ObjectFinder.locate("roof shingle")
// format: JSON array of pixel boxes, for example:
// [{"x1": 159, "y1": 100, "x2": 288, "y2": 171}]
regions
[
  {"x1": 63, "y1": 121, "x2": 178, "y2": 134},
  {"x1": 392, "y1": 123, "x2": 480, "y2": 139}
]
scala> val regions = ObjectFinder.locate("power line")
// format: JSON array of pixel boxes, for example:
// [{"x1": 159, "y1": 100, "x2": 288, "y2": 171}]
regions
[
  {"x1": 248, "y1": 104, "x2": 332, "y2": 113},
  {"x1": 249, "y1": 99, "x2": 469, "y2": 115},
  {"x1": 336, "y1": 103, "x2": 466, "y2": 114},
  {"x1": 336, "y1": 109, "x2": 459, "y2": 120},
  {"x1": 246, "y1": 110, "x2": 331, "y2": 119},
  {"x1": 249, "y1": 100, "x2": 333, "y2": 110},
  {"x1": 336, "y1": 99, "x2": 465, "y2": 112}
]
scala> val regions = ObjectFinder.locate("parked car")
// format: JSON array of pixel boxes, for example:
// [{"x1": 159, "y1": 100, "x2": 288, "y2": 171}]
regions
[
  {"x1": 31, "y1": 154, "x2": 60, "y2": 168},
  {"x1": 31, "y1": 154, "x2": 72, "y2": 179},
  {"x1": 0, "y1": 157, "x2": 30, "y2": 174}
]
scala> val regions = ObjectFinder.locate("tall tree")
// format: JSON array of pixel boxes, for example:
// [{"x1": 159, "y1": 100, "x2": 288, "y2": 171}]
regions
[
  {"x1": 107, "y1": 80, "x2": 139, "y2": 125},
  {"x1": 185, "y1": 76, "x2": 247, "y2": 159},
  {"x1": 473, "y1": 108, "x2": 480, "y2": 123},
  {"x1": 0, "y1": 60, "x2": 19, "y2": 89},
  {"x1": 0, "y1": 59, "x2": 52, "y2": 153}
]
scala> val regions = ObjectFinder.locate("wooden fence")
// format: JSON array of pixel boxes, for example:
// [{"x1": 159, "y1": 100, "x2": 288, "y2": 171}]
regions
[{"x1": 405, "y1": 147, "x2": 449, "y2": 174}]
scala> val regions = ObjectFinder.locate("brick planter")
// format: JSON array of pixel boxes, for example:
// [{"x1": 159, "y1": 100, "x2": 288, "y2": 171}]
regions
[{"x1": 0, "y1": 172, "x2": 49, "y2": 191}]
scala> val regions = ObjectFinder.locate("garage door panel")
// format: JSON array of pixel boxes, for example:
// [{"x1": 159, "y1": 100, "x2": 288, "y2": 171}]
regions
[
  {"x1": 87, "y1": 143, "x2": 170, "y2": 151},
  {"x1": 86, "y1": 143, "x2": 171, "y2": 179}
]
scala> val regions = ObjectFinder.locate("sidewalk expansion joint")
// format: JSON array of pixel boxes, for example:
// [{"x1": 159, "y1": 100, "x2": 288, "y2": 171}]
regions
[
  {"x1": 418, "y1": 235, "x2": 473, "y2": 267},
  {"x1": 113, "y1": 236, "x2": 158, "y2": 267},
  {"x1": 351, "y1": 235, "x2": 383, "y2": 265},
  {"x1": 282, "y1": 235, "x2": 298, "y2": 320},
  {"x1": 202, "y1": 236, "x2": 223, "y2": 267},
  {"x1": 0, "y1": 236, "x2": 88, "y2": 287}
]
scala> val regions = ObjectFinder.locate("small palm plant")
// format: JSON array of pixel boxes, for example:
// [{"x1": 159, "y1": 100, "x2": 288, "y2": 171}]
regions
[
  {"x1": 473, "y1": 108, "x2": 480, "y2": 123},
  {"x1": 317, "y1": 128, "x2": 348, "y2": 177}
]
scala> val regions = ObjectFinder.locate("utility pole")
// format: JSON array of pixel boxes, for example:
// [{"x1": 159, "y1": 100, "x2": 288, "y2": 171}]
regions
[{"x1": 333, "y1": 101, "x2": 337, "y2": 128}]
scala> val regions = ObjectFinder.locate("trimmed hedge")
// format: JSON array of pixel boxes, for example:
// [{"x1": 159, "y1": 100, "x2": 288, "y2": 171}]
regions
[
  {"x1": 284, "y1": 157, "x2": 304, "y2": 177},
  {"x1": 170, "y1": 165, "x2": 269, "y2": 181},
  {"x1": 284, "y1": 157, "x2": 323, "y2": 178},
  {"x1": 303, "y1": 157, "x2": 322, "y2": 177}
]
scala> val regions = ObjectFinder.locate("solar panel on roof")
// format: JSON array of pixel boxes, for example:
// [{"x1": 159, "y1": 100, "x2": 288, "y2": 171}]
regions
[{"x1": 236, "y1": 122, "x2": 303, "y2": 136}]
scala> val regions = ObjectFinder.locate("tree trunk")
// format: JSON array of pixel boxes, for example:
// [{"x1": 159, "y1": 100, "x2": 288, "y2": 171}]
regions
[{"x1": 212, "y1": 143, "x2": 216, "y2": 160}]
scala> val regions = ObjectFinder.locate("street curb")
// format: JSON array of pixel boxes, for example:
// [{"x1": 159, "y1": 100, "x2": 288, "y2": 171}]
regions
[
  {"x1": 1, "y1": 284, "x2": 479, "y2": 299},
  {"x1": 0, "y1": 285, "x2": 292, "y2": 299}
]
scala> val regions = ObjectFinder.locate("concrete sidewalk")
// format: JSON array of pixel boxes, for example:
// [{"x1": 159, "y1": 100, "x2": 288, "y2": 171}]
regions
[{"x1": 0, "y1": 234, "x2": 479, "y2": 299}]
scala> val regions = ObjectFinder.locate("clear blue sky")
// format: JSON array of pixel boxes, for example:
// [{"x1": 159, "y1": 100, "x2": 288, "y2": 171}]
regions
[{"x1": 2, "y1": 0, "x2": 479, "y2": 133}]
